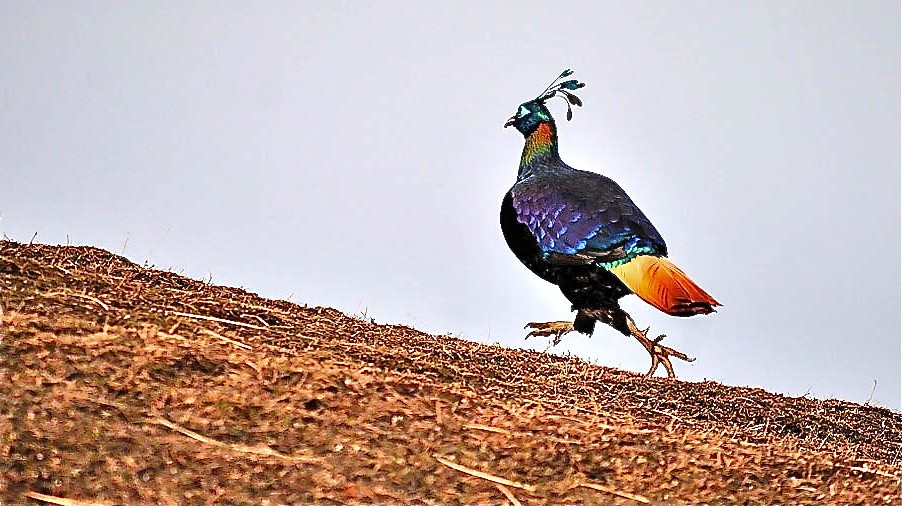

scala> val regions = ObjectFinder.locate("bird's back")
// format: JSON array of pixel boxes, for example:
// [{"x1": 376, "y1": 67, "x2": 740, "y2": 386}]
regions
[{"x1": 508, "y1": 164, "x2": 667, "y2": 265}]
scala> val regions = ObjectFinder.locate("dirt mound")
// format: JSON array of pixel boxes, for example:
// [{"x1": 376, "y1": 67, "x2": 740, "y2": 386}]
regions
[{"x1": 1, "y1": 241, "x2": 899, "y2": 505}]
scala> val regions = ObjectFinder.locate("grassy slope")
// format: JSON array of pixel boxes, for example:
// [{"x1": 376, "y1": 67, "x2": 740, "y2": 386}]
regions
[{"x1": 1, "y1": 241, "x2": 899, "y2": 505}]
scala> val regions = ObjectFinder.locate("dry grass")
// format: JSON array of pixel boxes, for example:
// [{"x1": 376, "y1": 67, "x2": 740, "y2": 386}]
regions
[{"x1": 0, "y1": 241, "x2": 899, "y2": 505}]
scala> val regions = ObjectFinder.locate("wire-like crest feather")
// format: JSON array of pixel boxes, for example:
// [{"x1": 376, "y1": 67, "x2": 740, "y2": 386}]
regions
[{"x1": 535, "y1": 69, "x2": 586, "y2": 121}]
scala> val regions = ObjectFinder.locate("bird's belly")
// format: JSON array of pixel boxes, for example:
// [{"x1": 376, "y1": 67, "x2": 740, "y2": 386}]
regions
[
  {"x1": 517, "y1": 252, "x2": 631, "y2": 309},
  {"x1": 556, "y1": 266, "x2": 632, "y2": 309}
]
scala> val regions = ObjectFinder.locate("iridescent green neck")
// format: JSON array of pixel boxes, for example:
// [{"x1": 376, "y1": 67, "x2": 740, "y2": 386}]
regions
[{"x1": 519, "y1": 122, "x2": 559, "y2": 168}]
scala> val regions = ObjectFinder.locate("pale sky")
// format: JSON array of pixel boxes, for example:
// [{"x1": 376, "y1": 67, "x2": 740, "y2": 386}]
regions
[{"x1": 1, "y1": 2, "x2": 899, "y2": 408}]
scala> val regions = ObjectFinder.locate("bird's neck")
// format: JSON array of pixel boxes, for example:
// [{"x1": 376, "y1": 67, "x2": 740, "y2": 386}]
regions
[{"x1": 518, "y1": 122, "x2": 560, "y2": 179}]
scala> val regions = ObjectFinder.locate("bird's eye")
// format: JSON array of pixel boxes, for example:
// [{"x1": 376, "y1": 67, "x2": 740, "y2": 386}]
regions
[{"x1": 518, "y1": 105, "x2": 530, "y2": 118}]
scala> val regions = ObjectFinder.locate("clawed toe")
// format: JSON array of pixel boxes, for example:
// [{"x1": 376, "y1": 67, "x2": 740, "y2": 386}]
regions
[
  {"x1": 523, "y1": 321, "x2": 574, "y2": 346},
  {"x1": 626, "y1": 319, "x2": 694, "y2": 378},
  {"x1": 522, "y1": 314, "x2": 695, "y2": 377},
  {"x1": 644, "y1": 337, "x2": 696, "y2": 378}
]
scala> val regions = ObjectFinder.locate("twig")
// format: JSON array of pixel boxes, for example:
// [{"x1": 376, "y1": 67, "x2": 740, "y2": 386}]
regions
[
  {"x1": 837, "y1": 464, "x2": 900, "y2": 480},
  {"x1": 649, "y1": 408, "x2": 693, "y2": 426},
  {"x1": 169, "y1": 311, "x2": 267, "y2": 330},
  {"x1": 23, "y1": 491, "x2": 110, "y2": 506},
  {"x1": 153, "y1": 328, "x2": 190, "y2": 344},
  {"x1": 578, "y1": 482, "x2": 650, "y2": 504},
  {"x1": 434, "y1": 455, "x2": 537, "y2": 492},
  {"x1": 852, "y1": 458, "x2": 886, "y2": 465},
  {"x1": 816, "y1": 433, "x2": 830, "y2": 451},
  {"x1": 42, "y1": 291, "x2": 109, "y2": 311},
  {"x1": 240, "y1": 303, "x2": 297, "y2": 318},
  {"x1": 864, "y1": 379, "x2": 878, "y2": 405},
  {"x1": 495, "y1": 483, "x2": 523, "y2": 506},
  {"x1": 148, "y1": 417, "x2": 315, "y2": 462},
  {"x1": 546, "y1": 435, "x2": 582, "y2": 445},
  {"x1": 250, "y1": 314, "x2": 271, "y2": 327},
  {"x1": 546, "y1": 414, "x2": 591, "y2": 425},
  {"x1": 734, "y1": 396, "x2": 768, "y2": 408},
  {"x1": 199, "y1": 328, "x2": 253, "y2": 350},
  {"x1": 464, "y1": 423, "x2": 512, "y2": 435}
]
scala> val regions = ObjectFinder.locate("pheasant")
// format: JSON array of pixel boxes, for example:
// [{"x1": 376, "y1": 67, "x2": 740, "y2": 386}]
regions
[{"x1": 501, "y1": 69, "x2": 720, "y2": 378}]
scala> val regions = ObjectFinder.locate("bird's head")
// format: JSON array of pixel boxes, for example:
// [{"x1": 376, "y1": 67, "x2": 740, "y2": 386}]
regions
[{"x1": 504, "y1": 69, "x2": 586, "y2": 136}]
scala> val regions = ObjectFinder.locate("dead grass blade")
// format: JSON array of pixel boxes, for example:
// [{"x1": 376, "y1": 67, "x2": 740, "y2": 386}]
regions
[
  {"x1": 578, "y1": 482, "x2": 650, "y2": 503},
  {"x1": 199, "y1": 328, "x2": 253, "y2": 350},
  {"x1": 650, "y1": 408, "x2": 694, "y2": 426},
  {"x1": 148, "y1": 417, "x2": 315, "y2": 463},
  {"x1": 434, "y1": 455, "x2": 537, "y2": 493},
  {"x1": 464, "y1": 423, "x2": 512, "y2": 435},
  {"x1": 169, "y1": 310, "x2": 267, "y2": 330},
  {"x1": 495, "y1": 483, "x2": 523, "y2": 506},
  {"x1": 839, "y1": 464, "x2": 901, "y2": 480},
  {"x1": 42, "y1": 291, "x2": 109, "y2": 311},
  {"x1": 24, "y1": 491, "x2": 110, "y2": 506}
]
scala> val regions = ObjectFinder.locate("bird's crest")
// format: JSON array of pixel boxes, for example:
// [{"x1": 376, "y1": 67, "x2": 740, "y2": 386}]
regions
[{"x1": 535, "y1": 69, "x2": 586, "y2": 121}]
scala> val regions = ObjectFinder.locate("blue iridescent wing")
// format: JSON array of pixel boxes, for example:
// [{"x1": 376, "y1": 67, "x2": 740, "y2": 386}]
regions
[{"x1": 511, "y1": 171, "x2": 666, "y2": 266}]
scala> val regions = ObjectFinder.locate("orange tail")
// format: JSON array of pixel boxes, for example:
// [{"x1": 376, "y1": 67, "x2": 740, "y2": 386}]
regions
[{"x1": 609, "y1": 255, "x2": 720, "y2": 316}]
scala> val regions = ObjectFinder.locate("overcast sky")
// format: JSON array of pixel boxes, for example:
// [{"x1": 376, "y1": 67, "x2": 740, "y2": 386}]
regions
[{"x1": 1, "y1": 2, "x2": 899, "y2": 409}]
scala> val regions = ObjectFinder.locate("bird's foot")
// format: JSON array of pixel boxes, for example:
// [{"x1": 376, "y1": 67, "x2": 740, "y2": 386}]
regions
[
  {"x1": 524, "y1": 321, "x2": 574, "y2": 346},
  {"x1": 625, "y1": 317, "x2": 695, "y2": 378}
]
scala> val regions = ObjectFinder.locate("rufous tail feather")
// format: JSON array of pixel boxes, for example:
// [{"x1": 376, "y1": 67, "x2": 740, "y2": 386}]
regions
[{"x1": 609, "y1": 255, "x2": 720, "y2": 316}]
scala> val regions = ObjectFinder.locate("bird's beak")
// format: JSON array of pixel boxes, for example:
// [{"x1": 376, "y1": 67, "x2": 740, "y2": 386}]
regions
[{"x1": 504, "y1": 115, "x2": 516, "y2": 128}]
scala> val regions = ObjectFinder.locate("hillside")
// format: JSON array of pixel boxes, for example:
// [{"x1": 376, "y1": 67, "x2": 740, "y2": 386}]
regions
[{"x1": 0, "y1": 241, "x2": 899, "y2": 505}]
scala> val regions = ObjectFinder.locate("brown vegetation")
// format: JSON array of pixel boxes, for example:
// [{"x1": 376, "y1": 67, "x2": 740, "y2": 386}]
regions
[{"x1": 1, "y1": 241, "x2": 899, "y2": 505}]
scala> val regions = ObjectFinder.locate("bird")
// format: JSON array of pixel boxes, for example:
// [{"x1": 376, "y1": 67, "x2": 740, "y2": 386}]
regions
[{"x1": 500, "y1": 69, "x2": 720, "y2": 378}]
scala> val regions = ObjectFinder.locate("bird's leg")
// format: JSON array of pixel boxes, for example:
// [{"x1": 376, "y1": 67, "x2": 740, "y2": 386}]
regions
[
  {"x1": 524, "y1": 321, "x2": 574, "y2": 346},
  {"x1": 623, "y1": 314, "x2": 695, "y2": 378}
]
